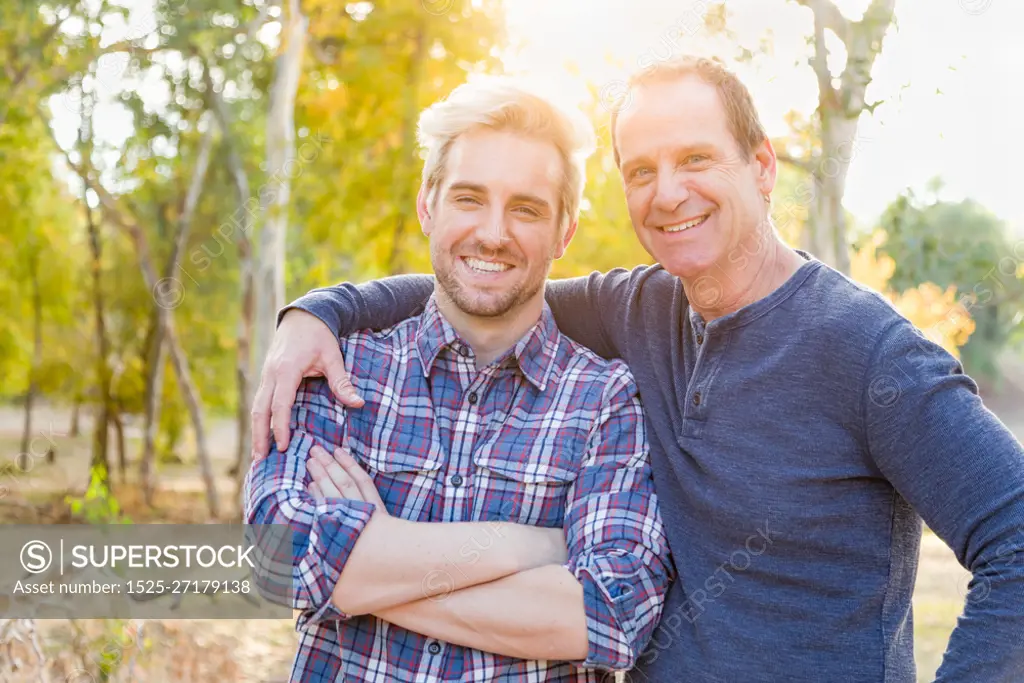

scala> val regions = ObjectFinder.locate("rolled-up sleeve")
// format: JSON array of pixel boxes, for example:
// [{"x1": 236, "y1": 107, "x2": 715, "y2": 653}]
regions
[
  {"x1": 243, "y1": 377, "x2": 377, "y2": 625},
  {"x1": 564, "y1": 364, "x2": 674, "y2": 670}
]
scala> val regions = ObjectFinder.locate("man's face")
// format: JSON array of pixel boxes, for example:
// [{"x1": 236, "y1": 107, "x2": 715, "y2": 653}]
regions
[
  {"x1": 421, "y1": 128, "x2": 574, "y2": 318},
  {"x1": 615, "y1": 75, "x2": 774, "y2": 280}
]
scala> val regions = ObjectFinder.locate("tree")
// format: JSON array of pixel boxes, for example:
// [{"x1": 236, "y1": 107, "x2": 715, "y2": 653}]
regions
[
  {"x1": 291, "y1": 0, "x2": 505, "y2": 291},
  {"x1": 873, "y1": 189, "x2": 1024, "y2": 378},
  {"x1": 252, "y1": 0, "x2": 308, "y2": 476},
  {"x1": 772, "y1": 0, "x2": 897, "y2": 274},
  {"x1": 850, "y1": 230, "x2": 975, "y2": 359}
]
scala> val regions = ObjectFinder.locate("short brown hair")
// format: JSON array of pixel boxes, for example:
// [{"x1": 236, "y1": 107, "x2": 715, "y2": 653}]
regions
[{"x1": 611, "y1": 56, "x2": 767, "y2": 166}]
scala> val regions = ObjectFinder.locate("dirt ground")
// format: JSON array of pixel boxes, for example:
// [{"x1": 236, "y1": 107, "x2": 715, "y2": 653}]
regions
[{"x1": 1, "y1": 359, "x2": 1022, "y2": 681}]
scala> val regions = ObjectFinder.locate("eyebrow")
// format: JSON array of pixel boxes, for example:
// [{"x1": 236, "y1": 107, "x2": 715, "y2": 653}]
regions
[
  {"x1": 446, "y1": 182, "x2": 553, "y2": 212},
  {"x1": 621, "y1": 143, "x2": 716, "y2": 171}
]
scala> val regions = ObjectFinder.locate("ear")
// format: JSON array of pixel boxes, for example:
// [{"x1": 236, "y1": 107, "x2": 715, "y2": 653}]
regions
[
  {"x1": 416, "y1": 184, "x2": 434, "y2": 236},
  {"x1": 754, "y1": 137, "x2": 778, "y2": 199},
  {"x1": 554, "y1": 217, "x2": 578, "y2": 260}
]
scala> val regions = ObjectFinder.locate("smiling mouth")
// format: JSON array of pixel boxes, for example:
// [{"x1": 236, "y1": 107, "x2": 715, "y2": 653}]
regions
[
  {"x1": 461, "y1": 256, "x2": 513, "y2": 274},
  {"x1": 659, "y1": 214, "x2": 709, "y2": 233}
]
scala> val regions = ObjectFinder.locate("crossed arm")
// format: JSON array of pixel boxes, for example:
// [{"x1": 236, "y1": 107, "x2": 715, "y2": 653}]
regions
[
  {"x1": 245, "y1": 368, "x2": 672, "y2": 669},
  {"x1": 307, "y1": 445, "x2": 590, "y2": 662},
  {"x1": 243, "y1": 396, "x2": 567, "y2": 627}
]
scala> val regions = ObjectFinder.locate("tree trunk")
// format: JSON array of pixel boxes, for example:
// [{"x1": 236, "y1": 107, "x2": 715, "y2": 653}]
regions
[
  {"x1": 253, "y1": 0, "x2": 308, "y2": 386},
  {"x1": 111, "y1": 410, "x2": 127, "y2": 484},
  {"x1": 805, "y1": 117, "x2": 857, "y2": 274},
  {"x1": 205, "y1": 66, "x2": 257, "y2": 484},
  {"x1": 84, "y1": 196, "x2": 111, "y2": 483},
  {"x1": 233, "y1": 247, "x2": 254, "y2": 485},
  {"x1": 63, "y1": 134, "x2": 219, "y2": 518},
  {"x1": 139, "y1": 310, "x2": 165, "y2": 505},
  {"x1": 790, "y1": 0, "x2": 895, "y2": 274},
  {"x1": 19, "y1": 252, "x2": 43, "y2": 461},
  {"x1": 69, "y1": 396, "x2": 80, "y2": 437},
  {"x1": 164, "y1": 320, "x2": 219, "y2": 517},
  {"x1": 139, "y1": 120, "x2": 214, "y2": 506}
]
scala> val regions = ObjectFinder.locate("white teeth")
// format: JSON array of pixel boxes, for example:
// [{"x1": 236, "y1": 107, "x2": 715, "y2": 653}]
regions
[
  {"x1": 663, "y1": 215, "x2": 707, "y2": 233},
  {"x1": 464, "y1": 257, "x2": 512, "y2": 273}
]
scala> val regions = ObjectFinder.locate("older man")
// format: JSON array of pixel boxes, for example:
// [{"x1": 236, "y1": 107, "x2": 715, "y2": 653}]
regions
[
  {"x1": 256, "y1": 56, "x2": 1024, "y2": 681},
  {"x1": 244, "y1": 76, "x2": 671, "y2": 682}
]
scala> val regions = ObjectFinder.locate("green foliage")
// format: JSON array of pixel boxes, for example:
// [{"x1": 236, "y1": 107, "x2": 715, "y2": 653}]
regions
[
  {"x1": 293, "y1": 0, "x2": 506, "y2": 290},
  {"x1": 66, "y1": 464, "x2": 132, "y2": 525},
  {"x1": 875, "y1": 188, "x2": 1024, "y2": 378},
  {"x1": 554, "y1": 87, "x2": 653, "y2": 277}
]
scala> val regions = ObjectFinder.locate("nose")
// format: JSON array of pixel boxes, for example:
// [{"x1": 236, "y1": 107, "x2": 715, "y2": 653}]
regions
[
  {"x1": 477, "y1": 208, "x2": 509, "y2": 250},
  {"x1": 651, "y1": 169, "x2": 691, "y2": 216}
]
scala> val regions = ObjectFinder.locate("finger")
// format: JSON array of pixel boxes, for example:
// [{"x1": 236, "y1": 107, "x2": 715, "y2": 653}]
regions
[
  {"x1": 322, "y1": 352, "x2": 364, "y2": 408},
  {"x1": 250, "y1": 377, "x2": 274, "y2": 461},
  {"x1": 312, "y1": 448, "x2": 363, "y2": 501},
  {"x1": 269, "y1": 369, "x2": 304, "y2": 453},
  {"x1": 333, "y1": 448, "x2": 380, "y2": 504},
  {"x1": 307, "y1": 459, "x2": 342, "y2": 499},
  {"x1": 309, "y1": 481, "x2": 325, "y2": 501}
]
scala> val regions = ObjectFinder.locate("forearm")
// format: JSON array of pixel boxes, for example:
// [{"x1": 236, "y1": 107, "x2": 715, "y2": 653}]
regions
[
  {"x1": 279, "y1": 275, "x2": 435, "y2": 336},
  {"x1": 374, "y1": 564, "x2": 589, "y2": 661},
  {"x1": 332, "y1": 515, "x2": 568, "y2": 615},
  {"x1": 935, "y1": 545, "x2": 1024, "y2": 681},
  {"x1": 244, "y1": 459, "x2": 375, "y2": 617}
]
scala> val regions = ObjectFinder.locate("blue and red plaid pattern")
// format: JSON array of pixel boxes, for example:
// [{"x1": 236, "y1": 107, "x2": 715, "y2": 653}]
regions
[{"x1": 244, "y1": 295, "x2": 672, "y2": 682}]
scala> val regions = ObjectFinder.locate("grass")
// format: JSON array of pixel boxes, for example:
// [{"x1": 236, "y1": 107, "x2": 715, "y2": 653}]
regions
[{"x1": 912, "y1": 531, "x2": 971, "y2": 680}]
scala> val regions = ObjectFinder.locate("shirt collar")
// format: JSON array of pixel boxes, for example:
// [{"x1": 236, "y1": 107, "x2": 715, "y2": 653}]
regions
[{"x1": 414, "y1": 294, "x2": 560, "y2": 392}]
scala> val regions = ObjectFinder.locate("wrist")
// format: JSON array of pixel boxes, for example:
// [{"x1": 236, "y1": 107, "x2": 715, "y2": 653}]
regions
[{"x1": 504, "y1": 525, "x2": 568, "y2": 572}]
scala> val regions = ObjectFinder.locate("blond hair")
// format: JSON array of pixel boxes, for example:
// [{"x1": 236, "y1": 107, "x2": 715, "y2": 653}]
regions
[
  {"x1": 418, "y1": 76, "x2": 596, "y2": 231},
  {"x1": 611, "y1": 56, "x2": 767, "y2": 166}
]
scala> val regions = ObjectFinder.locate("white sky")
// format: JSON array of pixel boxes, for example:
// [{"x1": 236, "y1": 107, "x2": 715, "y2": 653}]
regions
[{"x1": 503, "y1": 0, "x2": 1024, "y2": 234}]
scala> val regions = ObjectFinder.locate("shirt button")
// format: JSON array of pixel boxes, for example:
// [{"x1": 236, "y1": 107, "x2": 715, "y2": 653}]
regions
[
  {"x1": 427, "y1": 641, "x2": 442, "y2": 655},
  {"x1": 696, "y1": 333, "x2": 704, "y2": 345},
  {"x1": 450, "y1": 474, "x2": 463, "y2": 487},
  {"x1": 692, "y1": 392, "x2": 702, "y2": 406},
  {"x1": 458, "y1": 345, "x2": 470, "y2": 357},
  {"x1": 467, "y1": 392, "x2": 478, "y2": 405}
]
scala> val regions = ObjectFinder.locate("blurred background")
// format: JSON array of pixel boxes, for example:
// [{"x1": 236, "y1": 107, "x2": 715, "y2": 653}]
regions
[{"x1": 1, "y1": 0, "x2": 1021, "y2": 680}]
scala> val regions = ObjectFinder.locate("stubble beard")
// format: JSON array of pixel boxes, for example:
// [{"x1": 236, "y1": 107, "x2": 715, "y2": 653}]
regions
[{"x1": 433, "y1": 248, "x2": 550, "y2": 319}]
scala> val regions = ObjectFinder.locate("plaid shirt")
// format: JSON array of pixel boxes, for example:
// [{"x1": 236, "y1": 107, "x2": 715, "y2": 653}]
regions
[{"x1": 244, "y1": 296, "x2": 672, "y2": 682}]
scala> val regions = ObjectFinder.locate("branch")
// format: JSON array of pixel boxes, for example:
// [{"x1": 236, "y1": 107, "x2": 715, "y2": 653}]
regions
[
  {"x1": 838, "y1": 0, "x2": 896, "y2": 116},
  {"x1": 0, "y1": 4, "x2": 77, "y2": 127},
  {"x1": 795, "y1": 0, "x2": 850, "y2": 42},
  {"x1": 199, "y1": 54, "x2": 253, "y2": 252},
  {"x1": 167, "y1": 112, "x2": 216, "y2": 275},
  {"x1": 41, "y1": 103, "x2": 160, "y2": 291}
]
